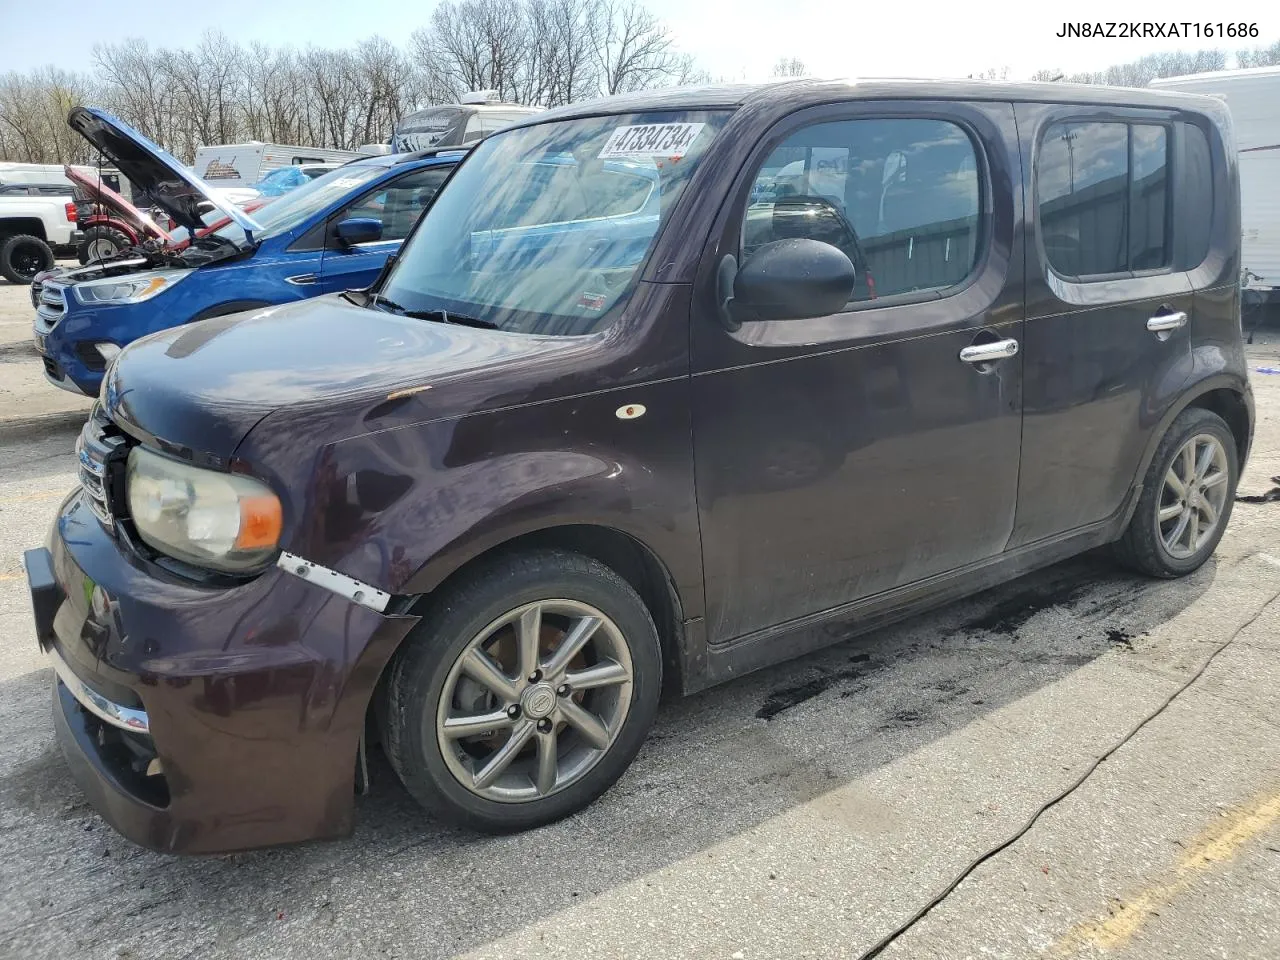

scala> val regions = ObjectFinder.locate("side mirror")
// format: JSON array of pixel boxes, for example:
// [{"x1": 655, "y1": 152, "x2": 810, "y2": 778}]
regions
[
  {"x1": 335, "y1": 217, "x2": 383, "y2": 247},
  {"x1": 721, "y1": 238, "x2": 855, "y2": 326}
]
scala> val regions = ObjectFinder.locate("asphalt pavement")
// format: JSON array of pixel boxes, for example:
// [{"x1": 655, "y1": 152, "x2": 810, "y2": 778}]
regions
[{"x1": 0, "y1": 277, "x2": 1277, "y2": 960}]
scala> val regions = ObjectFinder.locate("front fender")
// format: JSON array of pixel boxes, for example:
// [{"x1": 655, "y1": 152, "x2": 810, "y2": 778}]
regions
[{"x1": 258, "y1": 376, "x2": 705, "y2": 621}]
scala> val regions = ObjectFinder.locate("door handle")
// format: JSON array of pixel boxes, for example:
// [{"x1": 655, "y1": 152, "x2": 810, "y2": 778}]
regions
[
  {"x1": 285, "y1": 273, "x2": 318, "y2": 286},
  {"x1": 959, "y1": 338, "x2": 1019, "y2": 364},
  {"x1": 1147, "y1": 311, "x2": 1187, "y2": 332}
]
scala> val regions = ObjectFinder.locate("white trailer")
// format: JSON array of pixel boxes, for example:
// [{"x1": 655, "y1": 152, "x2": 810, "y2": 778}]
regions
[
  {"x1": 1150, "y1": 66, "x2": 1280, "y2": 303},
  {"x1": 191, "y1": 142, "x2": 362, "y2": 189}
]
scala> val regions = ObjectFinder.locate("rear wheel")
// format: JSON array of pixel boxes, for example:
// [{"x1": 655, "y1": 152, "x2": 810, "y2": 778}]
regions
[
  {"x1": 1115, "y1": 407, "x2": 1238, "y2": 578},
  {"x1": 0, "y1": 234, "x2": 54, "y2": 284},
  {"x1": 381, "y1": 550, "x2": 662, "y2": 832},
  {"x1": 77, "y1": 226, "x2": 133, "y2": 265}
]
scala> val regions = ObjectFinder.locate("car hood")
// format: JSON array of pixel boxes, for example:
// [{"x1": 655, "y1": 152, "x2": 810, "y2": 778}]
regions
[
  {"x1": 64, "y1": 164, "x2": 171, "y2": 243},
  {"x1": 67, "y1": 106, "x2": 262, "y2": 238},
  {"x1": 101, "y1": 294, "x2": 583, "y2": 464}
]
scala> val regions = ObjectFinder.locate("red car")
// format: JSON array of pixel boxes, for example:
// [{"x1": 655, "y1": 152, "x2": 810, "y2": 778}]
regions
[{"x1": 67, "y1": 164, "x2": 272, "y2": 262}]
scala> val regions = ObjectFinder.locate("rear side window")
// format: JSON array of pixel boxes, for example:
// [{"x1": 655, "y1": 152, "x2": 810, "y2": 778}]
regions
[
  {"x1": 744, "y1": 118, "x2": 982, "y2": 305},
  {"x1": 1038, "y1": 121, "x2": 1170, "y2": 278}
]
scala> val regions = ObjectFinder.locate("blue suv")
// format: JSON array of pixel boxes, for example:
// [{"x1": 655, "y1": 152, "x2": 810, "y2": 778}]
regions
[{"x1": 33, "y1": 107, "x2": 461, "y2": 397}]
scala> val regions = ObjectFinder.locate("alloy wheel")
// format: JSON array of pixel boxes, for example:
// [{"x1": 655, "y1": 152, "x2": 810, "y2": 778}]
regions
[
  {"x1": 435, "y1": 599, "x2": 634, "y2": 803},
  {"x1": 1157, "y1": 433, "x2": 1230, "y2": 559}
]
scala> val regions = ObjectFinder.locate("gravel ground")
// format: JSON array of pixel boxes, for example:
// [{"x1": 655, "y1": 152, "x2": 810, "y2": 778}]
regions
[{"x1": 1, "y1": 276, "x2": 1278, "y2": 960}]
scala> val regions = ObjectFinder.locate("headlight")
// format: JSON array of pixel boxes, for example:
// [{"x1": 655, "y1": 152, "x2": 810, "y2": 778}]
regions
[
  {"x1": 73, "y1": 269, "x2": 191, "y2": 305},
  {"x1": 126, "y1": 447, "x2": 282, "y2": 573}
]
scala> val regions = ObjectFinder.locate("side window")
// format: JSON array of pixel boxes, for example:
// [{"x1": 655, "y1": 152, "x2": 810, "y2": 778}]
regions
[
  {"x1": 1037, "y1": 121, "x2": 1170, "y2": 278},
  {"x1": 339, "y1": 168, "x2": 451, "y2": 244},
  {"x1": 479, "y1": 114, "x2": 517, "y2": 136},
  {"x1": 743, "y1": 118, "x2": 982, "y2": 304},
  {"x1": 461, "y1": 115, "x2": 484, "y2": 144}
]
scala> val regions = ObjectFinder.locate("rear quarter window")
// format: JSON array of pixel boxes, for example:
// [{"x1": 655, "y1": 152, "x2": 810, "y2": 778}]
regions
[{"x1": 1177, "y1": 122, "x2": 1214, "y2": 270}]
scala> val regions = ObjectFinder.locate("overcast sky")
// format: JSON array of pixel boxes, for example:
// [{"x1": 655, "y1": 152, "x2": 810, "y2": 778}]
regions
[{"x1": 0, "y1": 0, "x2": 1274, "y2": 82}]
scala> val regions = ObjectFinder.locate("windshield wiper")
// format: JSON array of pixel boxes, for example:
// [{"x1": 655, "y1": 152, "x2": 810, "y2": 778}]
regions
[
  {"x1": 408, "y1": 308, "x2": 499, "y2": 330},
  {"x1": 364, "y1": 295, "x2": 498, "y2": 329}
]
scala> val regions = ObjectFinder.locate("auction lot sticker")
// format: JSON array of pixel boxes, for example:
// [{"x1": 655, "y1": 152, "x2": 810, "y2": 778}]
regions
[{"x1": 598, "y1": 123, "x2": 706, "y2": 159}]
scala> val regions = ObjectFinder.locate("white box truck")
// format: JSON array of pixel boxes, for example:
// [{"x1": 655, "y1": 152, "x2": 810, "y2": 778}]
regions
[{"x1": 1151, "y1": 66, "x2": 1280, "y2": 306}]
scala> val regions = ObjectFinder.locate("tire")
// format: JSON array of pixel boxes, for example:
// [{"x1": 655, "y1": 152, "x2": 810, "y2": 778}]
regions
[
  {"x1": 77, "y1": 226, "x2": 133, "y2": 265},
  {"x1": 1114, "y1": 407, "x2": 1238, "y2": 578},
  {"x1": 0, "y1": 234, "x2": 54, "y2": 284},
  {"x1": 381, "y1": 549, "x2": 662, "y2": 832}
]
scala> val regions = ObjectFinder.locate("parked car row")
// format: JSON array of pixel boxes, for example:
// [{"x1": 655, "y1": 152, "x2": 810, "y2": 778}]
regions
[
  {"x1": 22, "y1": 80, "x2": 1253, "y2": 858},
  {"x1": 31, "y1": 108, "x2": 463, "y2": 395}
]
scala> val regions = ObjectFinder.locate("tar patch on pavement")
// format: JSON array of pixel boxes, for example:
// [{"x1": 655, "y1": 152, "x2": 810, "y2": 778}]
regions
[
  {"x1": 756, "y1": 664, "x2": 866, "y2": 720},
  {"x1": 945, "y1": 578, "x2": 1100, "y2": 637}
]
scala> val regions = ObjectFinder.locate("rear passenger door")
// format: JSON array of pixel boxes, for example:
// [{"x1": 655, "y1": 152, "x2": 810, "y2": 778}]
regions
[
  {"x1": 1008, "y1": 107, "x2": 1201, "y2": 547},
  {"x1": 691, "y1": 102, "x2": 1026, "y2": 645},
  {"x1": 316, "y1": 166, "x2": 452, "y2": 293}
]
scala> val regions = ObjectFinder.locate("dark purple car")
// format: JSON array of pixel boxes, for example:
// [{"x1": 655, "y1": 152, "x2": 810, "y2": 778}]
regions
[{"x1": 25, "y1": 80, "x2": 1252, "y2": 854}]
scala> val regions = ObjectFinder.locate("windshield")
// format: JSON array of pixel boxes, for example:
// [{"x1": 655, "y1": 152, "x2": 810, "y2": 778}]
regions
[
  {"x1": 186, "y1": 163, "x2": 386, "y2": 252},
  {"x1": 380, "y1": 111, "x2": 728, "y2": 336}
]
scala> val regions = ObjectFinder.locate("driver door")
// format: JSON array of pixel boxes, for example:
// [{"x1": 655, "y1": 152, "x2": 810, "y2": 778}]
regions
[
  {"x1": 316, "y1": 167, "x2": 451, "y2": 294},
  {"x1": 691, "y1": 102, "x2": 1026, "y2": 644}
]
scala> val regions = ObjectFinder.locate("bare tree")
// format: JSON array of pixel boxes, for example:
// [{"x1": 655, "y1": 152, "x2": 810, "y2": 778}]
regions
[
  {"x1": 1062, "y1": 49, "x2": 1228, "y2": 86},
  {"x1": 1237, "y1": 40, "x2": 1280, "y2": 68},
  {"x1": 416, "y1": 0, "x2": 531, "y2": 103},
  {"x1": 0, "y1": 68, "x2": 102, "y2": 163},
  {"x1": 970, "y1": 66, "x2": 1010, "y2": 80},
  {"x1": 92, "y1": 39, "x2": 176, "y2": 153},
  {"x1": 591, "y1": 0, "x2": 686, "y2": 95},
  {"x1": 2, "y1": 2, "x2": 704, "y2": 165},
  {"x1": 772, "y1": 57, "x2": 807, "y2": 78}
]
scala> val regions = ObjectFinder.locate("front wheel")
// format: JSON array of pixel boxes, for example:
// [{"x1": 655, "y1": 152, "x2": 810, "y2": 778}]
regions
[
  {"x1": 380, "y1": 549, "x2": 663, "y2": 832},
  {"x1": 1115, "y1": 407, "x2": 1238, "y2": 578}
]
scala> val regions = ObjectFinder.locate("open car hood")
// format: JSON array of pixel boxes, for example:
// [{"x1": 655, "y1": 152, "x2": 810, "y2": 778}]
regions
[
  {"x1": 63, "y1": 164, "x2": 172, "y2": 243},
  {"x1": 67, "y1": 106, "x2": 262, "y2": 237}
]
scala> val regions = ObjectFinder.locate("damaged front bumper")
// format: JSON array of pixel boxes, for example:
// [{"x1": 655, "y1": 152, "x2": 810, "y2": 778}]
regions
[{"x1": 25, "y1": 490, "x2": 419, "y2": 855}]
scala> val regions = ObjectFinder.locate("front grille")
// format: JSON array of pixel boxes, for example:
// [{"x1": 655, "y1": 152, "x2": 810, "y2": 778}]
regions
[
  {"x1": 42, "y1": 357, "x2": 59, "y2": 379},
  {"x1": 75, "y1": 405, "x2": 130, "y2": 531},
  {"x1": 35, "y1": 281, "x2": 67, "y2": 333}
]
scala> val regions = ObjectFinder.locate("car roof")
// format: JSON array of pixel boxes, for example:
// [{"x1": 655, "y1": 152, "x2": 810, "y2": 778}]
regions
[
  {"x1": 517, "y1": 77, "x2": 1230, "y2": 126},
  {"x1": 338, "y1": 147, "x2": 470, "y2": 169}
]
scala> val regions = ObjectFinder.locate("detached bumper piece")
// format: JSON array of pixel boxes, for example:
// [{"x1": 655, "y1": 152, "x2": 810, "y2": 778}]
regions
[
  {"x1": 53, "y1": 682, "x2": 172, "y2": 843},
  {"x1": 46, "y1": 642, "x2": 149, "y2": 734}
]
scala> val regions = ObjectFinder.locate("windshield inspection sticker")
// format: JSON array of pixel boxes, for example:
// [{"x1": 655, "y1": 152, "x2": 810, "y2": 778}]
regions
[{"x1": 598, "y1": 123, "x2": 706, "y2": 159}]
